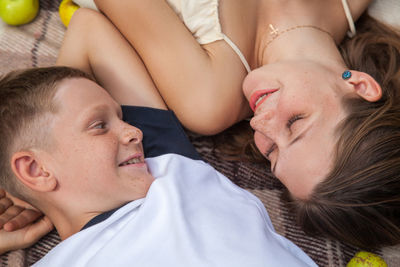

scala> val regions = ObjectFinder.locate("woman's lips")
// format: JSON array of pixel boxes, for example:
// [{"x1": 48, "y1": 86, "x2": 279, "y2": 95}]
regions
[{"x1": 249, "y1": 89, "x2": 278, "y2": 112}]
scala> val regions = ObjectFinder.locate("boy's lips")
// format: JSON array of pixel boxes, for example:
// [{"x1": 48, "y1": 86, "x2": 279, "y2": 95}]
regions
[
  {"x1": 249, "y1": 89, "x2": 278, "y2": 112},
  {"x1": 119, "y1": 153, "x2": 145, "y2": 167}
]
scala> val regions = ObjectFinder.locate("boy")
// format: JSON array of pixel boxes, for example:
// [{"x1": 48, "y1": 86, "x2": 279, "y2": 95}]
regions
[{"x1": 0, "y1": 66, "x2": 315, "y2": 266}]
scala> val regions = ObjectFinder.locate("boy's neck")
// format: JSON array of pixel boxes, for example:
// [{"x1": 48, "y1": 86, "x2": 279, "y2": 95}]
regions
[
  {"x1": 43, "y1": 205, "x2": 103, "y2": 240},
  {"x1": 41, "y1": 184, "x2": 154, "y2": 240}
]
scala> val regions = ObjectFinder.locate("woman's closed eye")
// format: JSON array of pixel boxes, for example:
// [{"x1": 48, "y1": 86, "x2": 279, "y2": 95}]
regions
[
  {"x1": 286, "y1": 114, "x2": 304, "y2": 132},
  {"x1": 263, "y1": 114, "x2": 305, "y2": 160},
  {"x1": 265, "y1": 143, "x2": 277, "y2": 159}
]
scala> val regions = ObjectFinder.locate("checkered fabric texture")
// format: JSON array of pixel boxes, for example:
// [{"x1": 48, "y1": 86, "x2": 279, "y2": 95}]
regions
[{"x1": 0, "y1": 1, "x2": 399, "y2": 266}]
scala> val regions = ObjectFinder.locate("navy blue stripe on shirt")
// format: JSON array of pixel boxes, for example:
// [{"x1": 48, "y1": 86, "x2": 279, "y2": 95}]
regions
[
  {"x1": 122, "y1": 106, "x2": 201, "y2": 160},
  {"x1": 81, "y1": 206, "x2": 123, "y2": 231}
]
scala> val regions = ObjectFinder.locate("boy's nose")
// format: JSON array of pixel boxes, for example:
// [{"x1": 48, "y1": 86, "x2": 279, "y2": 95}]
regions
[{"x1": 121, "y1": 126, "x2": 143, "y2": 144}]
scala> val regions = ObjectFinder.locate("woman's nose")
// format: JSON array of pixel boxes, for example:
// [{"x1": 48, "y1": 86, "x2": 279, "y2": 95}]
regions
[
  {"x1": 121, "y1": 125, "x2": 143, "y2": 144},
  {"x1": 250, "y1": 110, "x2": 274, "y2": 132}
]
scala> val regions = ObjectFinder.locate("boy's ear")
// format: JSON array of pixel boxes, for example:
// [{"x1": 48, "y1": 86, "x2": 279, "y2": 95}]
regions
[
  {"x1": 346, "y1": 70, "x2": 382, "y2": 102},
  {"x1": 11, "y1": 151, "x2": 57, "y2": 192}
]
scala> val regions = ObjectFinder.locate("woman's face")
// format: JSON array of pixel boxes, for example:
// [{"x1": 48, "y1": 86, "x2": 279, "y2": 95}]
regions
[{"x1": 243, "y1": 60, "x2": 349, "y2": 199}]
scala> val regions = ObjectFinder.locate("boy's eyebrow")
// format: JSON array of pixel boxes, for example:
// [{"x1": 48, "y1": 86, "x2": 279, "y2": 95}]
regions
[{"x1": 80, "y1": 103, "x2": 121, "y2": 123}]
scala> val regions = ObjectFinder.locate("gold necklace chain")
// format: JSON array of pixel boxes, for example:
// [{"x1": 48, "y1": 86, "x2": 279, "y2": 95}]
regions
[{"x1": 265, "y1": 24, "x2": 334, "y2": 48}]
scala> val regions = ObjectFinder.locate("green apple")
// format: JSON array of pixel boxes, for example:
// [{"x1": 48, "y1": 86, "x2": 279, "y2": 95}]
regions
[
  {"x1": 347, "y1": 251, "x2": 387, "y2": 267},
  {"x1": 0, "y1": 0, "x2": 39, "y2": 26}
]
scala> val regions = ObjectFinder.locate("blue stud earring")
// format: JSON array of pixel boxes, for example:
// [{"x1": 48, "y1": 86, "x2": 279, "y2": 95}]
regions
[{"x1": 342, "y1": 70, "x2": 352, "y2": 80}]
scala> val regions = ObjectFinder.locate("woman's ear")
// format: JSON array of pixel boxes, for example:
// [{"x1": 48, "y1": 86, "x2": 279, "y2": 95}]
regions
[
  {"x1": 346, "y1": 70, "x2": 382, "y2": 102},
  {"x1": 11, "y1": 151, "x2": 57, "y2": 192}
]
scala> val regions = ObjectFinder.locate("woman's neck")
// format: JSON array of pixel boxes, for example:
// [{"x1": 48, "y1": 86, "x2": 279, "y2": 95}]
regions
[
  {"x1": 251, "y1": 0, "x2": 352, "y2": 69},
  {"x1": 259, "y1": 24, "x2": 346, "y2": 68}
]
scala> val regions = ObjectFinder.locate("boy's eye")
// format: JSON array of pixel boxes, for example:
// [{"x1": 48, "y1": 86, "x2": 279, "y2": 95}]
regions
[{"x1": 91, "y1": 121, "x2": 106, "y2": 130}]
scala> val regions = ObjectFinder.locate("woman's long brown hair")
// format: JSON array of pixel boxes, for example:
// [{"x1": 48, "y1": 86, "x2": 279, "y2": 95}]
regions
[{"x1": 291, "y1": 13, "x2": 400, "y2": 249}]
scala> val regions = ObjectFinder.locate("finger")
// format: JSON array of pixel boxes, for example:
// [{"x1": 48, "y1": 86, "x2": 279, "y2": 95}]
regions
[
  {"x1": 0, "y1": 216, "x2": 53, "y2": 254},
  {"x1": 0, "y1": 197, "x2": 13, "y2": 214},
  {"x1": 3, "y1": 209, "x2": 43, "y2": 232},
  {"x1": 0, "y1": 206, "x2": 24, "y2": 229},
  {"x1": 24, "y1": 216, "x2": 54, "y2": 245},
  {"x1": 0, "y1": 229, "x2": 20, "y2": 255}
]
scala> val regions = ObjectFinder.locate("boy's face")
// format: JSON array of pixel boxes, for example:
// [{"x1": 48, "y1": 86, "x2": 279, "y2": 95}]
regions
[{"x1": 43, "y1": 78, "x2": 154, "y2": 213}]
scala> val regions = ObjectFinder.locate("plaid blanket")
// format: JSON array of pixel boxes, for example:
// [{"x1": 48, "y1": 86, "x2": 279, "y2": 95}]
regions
[{"x1": 0, "y1": 1, "x2": 399, "y2": 266}]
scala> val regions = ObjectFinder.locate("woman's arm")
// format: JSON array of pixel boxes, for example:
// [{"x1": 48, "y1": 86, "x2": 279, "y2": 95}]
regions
[
  {"x1": 57, "y1": 8, "x2": 167, "y2": 110},
  {"x1": 94, "y1": 0, "x2": 251, "y2": 134}
]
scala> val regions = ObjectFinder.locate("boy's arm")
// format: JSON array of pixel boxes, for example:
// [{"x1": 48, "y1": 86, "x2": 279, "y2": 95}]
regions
[{"x1": 0, "y1": 189, "x2": 54, "y2": 255}]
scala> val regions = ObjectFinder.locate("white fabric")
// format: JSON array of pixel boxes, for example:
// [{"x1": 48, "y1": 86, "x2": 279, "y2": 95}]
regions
[
  {"x1": 166, "y1": 0, "x2": 221, "y2": 45},
  {"x1": 166, "y1": 0, "x2": 251, "y2": 72},
  {"x1": 34, "y1": 154, "x2": 316, "y2": 267},
  {"x1": 341, "y1": 0, "x2": 356, "y2": 37},
  {"x1": 369, "y1": 0, "x2": 400, "y2": 28},
  {"x1": 73, "y1": 0, "x2": 98, "y2": 11},
  {"x1": 222, "y1": 34, "x2": 252, "y2": 73}
]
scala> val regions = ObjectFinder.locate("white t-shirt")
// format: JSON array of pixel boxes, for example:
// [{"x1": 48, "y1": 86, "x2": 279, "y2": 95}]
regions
[{"x1": 34, "y1": 153, "x2": 316, "y2": 267}]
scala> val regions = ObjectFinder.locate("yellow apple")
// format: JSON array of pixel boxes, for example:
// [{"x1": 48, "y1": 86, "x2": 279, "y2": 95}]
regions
[
  {"x1": 0, "y1": 0, "x2": 39, "y2": 26},
  {"x1": 347, "y1": 251, "x2": 387, "y2": 267},
  {"x1": 59, "y1": 0, "x2": 80, "y2": 28}
]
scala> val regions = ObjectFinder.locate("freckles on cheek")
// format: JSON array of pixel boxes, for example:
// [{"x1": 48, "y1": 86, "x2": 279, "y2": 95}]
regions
[{"x1": 87, "y1": 138, "x2": 118, "y2": 164}]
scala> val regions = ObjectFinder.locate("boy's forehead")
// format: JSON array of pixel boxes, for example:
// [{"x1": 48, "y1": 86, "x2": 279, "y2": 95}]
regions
[
  {"x1": 53, "y1": 78, "x2": 122, "y2": 125},
  {"x1": 54, "y1": 78, "x2": 112, "y2": 106}
]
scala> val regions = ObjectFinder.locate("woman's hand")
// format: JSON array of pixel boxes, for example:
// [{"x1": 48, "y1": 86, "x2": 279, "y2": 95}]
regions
[{"x1": 0, "y1": 189, "x2": 54, "y2": 255}]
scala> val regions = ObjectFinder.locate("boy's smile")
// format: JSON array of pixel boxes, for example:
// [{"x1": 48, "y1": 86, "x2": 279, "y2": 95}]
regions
[{"x1": 42, "y1": 78, "x2": 154, "y2": 216}]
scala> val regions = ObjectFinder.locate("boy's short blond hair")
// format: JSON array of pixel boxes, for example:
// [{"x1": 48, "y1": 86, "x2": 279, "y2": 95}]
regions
[{"x1": 0, "y1": 66, "x2": 93, "y2": 199}]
